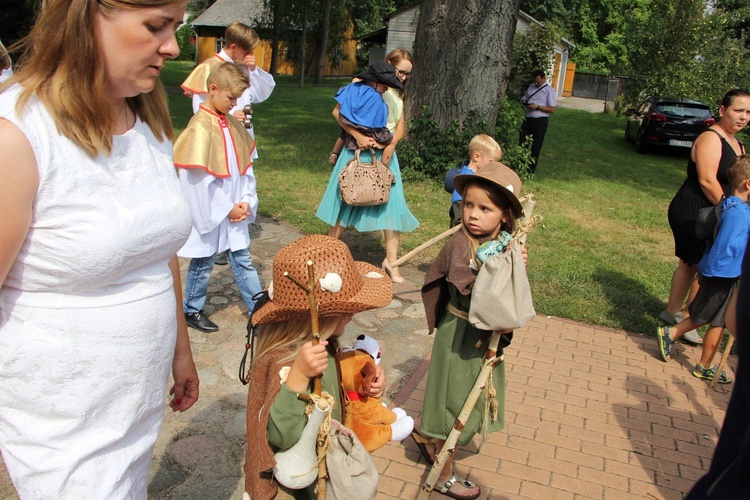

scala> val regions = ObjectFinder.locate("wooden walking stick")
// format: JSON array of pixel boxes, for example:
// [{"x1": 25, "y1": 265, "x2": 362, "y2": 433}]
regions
[
  {"x1": 418, "y1": 195, "x2": 538, "y2": 500},
  {"x1": 284, "y1": 260, "x2": 330, "y2": 499},
  {"x1": 710, "y1": 334, "x2": 735, "y2": 389}
]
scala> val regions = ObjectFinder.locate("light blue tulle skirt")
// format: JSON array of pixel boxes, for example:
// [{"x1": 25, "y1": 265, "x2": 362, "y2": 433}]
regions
[{"x1": 316, "y1": 149, "x2": 419, "y2": 233}]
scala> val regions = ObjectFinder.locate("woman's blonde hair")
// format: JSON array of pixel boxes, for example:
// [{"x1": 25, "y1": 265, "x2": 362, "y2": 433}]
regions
[
  {"x1": 0, "y1": 41, "x2": 10, "y2": 71},
  {"x1": 1, "y1": 0, "x2": 179, "y2": 156},
  {"x1": 252, "y1": 315, "x2": 346, "y2": 367},
  {"x1": 385, "y1": 48, "x2": 412, "y2": 97}
]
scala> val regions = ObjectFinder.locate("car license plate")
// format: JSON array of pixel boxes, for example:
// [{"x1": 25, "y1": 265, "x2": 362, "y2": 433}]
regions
[{"x1": 669, "y1": 140, "x2": 693, "y2": 147}]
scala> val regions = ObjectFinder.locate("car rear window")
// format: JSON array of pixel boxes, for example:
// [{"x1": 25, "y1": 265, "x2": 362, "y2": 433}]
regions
[{"x1": 655, "y1": 103, "x2": 712, "y2": 119}]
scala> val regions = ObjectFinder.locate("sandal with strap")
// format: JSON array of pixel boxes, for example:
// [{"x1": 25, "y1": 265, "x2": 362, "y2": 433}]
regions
[
  {"x1": 328, "y1": 152, "x2": 339, "y2": 166},
  {"x1": 657, "y1": 326, "x2": 674, "y2": 362},
  {"x1": 410, "y1": 431, "x2": 435, "y2": 465},
  {"x1": 436, "y1": 475, "x2": 481, "y2": 500},
  {"x1": 382, "y1": 259, "x2": 406, "y2": 284}
]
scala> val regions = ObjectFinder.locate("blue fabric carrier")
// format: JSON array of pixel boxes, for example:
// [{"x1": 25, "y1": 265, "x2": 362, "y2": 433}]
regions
[{"x1": 335, "y1": 82, "x2": 388, "y2": 129}]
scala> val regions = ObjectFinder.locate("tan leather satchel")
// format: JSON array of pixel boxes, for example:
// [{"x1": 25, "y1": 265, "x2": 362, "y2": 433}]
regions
[{"x1": 338, "y1": 148, "x2": 395, "y2": 206}]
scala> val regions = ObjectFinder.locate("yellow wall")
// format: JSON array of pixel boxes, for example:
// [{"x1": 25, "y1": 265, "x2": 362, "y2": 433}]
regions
[{"x1": 195, "y1": 35, "x2": 356, "y2": 77}]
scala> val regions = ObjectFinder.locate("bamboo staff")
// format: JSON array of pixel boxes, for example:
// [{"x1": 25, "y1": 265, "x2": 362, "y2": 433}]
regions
[
  {"x1": 284, "y1": 260, "x2": 329, "y2": 499},
  {"x1": 418, "y1": 195, "x2": 537, "y2": 499},
  {"x1": 710, "y1": 334, "x2": 735, "y2": 389}
]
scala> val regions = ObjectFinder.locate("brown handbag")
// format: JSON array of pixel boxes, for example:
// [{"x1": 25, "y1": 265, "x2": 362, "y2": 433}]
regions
[{"x1": 338, "y1": 148, "x2": 395, "y2": 207}]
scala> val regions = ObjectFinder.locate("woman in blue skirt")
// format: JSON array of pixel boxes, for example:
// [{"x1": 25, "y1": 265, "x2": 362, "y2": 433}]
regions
[{"x1": 317, "y1": 49, "x2": 419, "y2": 283}]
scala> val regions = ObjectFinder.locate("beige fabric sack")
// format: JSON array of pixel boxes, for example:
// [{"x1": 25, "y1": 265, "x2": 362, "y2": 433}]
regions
[
  {"x1": 469, "y1": 244, "x2": 535, "y2": 331},
  {"x1": 325, "y1": 419, "x2": 378, "y2": 499}
]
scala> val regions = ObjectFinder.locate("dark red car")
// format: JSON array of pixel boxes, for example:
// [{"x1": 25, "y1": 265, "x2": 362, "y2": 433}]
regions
[{"x1": 625, "y1": 97, "x2": 715, "y2": 153}]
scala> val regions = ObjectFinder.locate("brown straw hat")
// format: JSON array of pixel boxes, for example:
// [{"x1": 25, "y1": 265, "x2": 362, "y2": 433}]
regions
[
  {"x1": 453, "y1": 161, "x2": 524, "y2": 218},
  {"x1": 251, "y1": 235, "x2": 393, "y2": 326}
]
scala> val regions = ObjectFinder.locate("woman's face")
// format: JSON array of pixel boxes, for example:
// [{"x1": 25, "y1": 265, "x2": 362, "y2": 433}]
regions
[
  {"x1": 95, "y1": 2, "x2": 187, "y2": 100},
  {"x1": 389, "y1": 58, "x2": 413, "y2": 83},
  {"x1": 719, "y1": 96, "x2": 750, "y2": 134}
]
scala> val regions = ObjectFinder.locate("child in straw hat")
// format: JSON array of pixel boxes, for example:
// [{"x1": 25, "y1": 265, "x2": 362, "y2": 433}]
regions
[
  {"x1": 243, "y1": 234, "x2": 395, "y2": 499},
  {"x1": 416, "y1": 162, "x2": 525, "y2": 499}
]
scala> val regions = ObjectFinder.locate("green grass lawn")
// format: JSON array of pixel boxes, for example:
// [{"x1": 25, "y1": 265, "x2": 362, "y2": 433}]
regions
[{"x1": 163, "y1": 62, "x2": 689, "y2": 336}]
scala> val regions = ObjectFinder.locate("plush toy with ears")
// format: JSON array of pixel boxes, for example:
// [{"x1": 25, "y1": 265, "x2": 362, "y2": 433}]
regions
[{"x1": 339, "y1": 335, "x2": 414, "y2": 452}]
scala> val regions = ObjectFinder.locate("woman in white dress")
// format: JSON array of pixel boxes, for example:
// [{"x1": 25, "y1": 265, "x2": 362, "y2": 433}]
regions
[{"x1": 0, "y1": 0, "x2": 198, "y2": 498}]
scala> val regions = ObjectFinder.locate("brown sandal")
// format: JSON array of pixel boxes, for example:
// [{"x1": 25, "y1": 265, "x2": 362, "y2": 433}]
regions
[{"x1": 410, "y1": 431, "x2": 435, "y2": 465}]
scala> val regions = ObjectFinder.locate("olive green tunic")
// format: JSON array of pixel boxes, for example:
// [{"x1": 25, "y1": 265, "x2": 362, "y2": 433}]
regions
[{"x1": 420, "y1": 232, "x2": 507, "y2": 446}]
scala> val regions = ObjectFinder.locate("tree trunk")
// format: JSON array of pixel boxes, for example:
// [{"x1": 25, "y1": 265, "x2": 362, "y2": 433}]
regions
[
  {"x1": 269, "y1": 0, "x2": 284, "y2": 75},
  {"x1": 314, "y1": 0, "x2": 332, "y2": 85},
  {"x1": 298, "y1": 0, "x2": 309, "y2": 87},
  {"x1": 404, "y1": 0, "x2": 520, "y2": 129}
]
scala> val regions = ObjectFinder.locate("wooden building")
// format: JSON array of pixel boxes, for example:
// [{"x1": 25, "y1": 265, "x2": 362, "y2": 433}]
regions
[{"x1": 190, "y1": 0, "x2": 357, "y2": 77}]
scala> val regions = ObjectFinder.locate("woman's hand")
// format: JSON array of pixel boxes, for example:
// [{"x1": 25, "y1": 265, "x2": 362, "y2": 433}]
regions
[
  {"x1": 170, "y1": 349, "x2": 199, "y2": 412},
  {"x1": 168, "y1": 256, "x2": 200, "y2": 412},
  {"x1": 286, "y1": 340, "x2": 329, "y2": 392}
]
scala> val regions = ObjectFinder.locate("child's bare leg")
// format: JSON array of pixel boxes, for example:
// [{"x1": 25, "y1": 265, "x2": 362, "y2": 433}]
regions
[
  {"x1": 683, "y1": 276, "x2": 700, "y2": 317},
  {"x1": 699, "y1": 326, "x2": 724, "y2": 368},
  {"x1": 435, "y1": 439, "x2": 480, "y2": 496},
  {"x1": 667, "y1": 317, "x2": 701, "y2": 341},
  {"x1": 328, "y1": 138, "x2": 344, "y2": 165}
]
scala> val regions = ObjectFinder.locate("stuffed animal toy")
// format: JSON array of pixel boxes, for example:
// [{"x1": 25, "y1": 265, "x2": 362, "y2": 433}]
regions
[{"x1": 339, "y1": 335, "x2": 413, "y2": 452}]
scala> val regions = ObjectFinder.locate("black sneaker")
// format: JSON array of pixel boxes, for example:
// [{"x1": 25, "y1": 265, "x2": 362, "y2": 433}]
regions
[
  {"x1": 215, "y1": 251, "x2": 228, "y2": 266},
  {"x1": 185, "y1": 311, "x2": 219, "y2": 332}
]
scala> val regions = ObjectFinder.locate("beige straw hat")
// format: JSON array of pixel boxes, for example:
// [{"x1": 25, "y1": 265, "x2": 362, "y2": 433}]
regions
[
  {"x1": 453, "y1": 161, "x2": 524, "y2": 218},
  {"x1": 251, "y1": 235, "x2": 393, "y2": 326}
]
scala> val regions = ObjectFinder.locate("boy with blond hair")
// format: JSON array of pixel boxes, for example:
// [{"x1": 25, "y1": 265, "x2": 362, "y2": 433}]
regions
[
  {"x1": 658, "y1": 154, "x2": 750, "y2": 383},
  {"x1": 181, "y1": 22, "x2": 275, "y2": 161},
  {"x1": 175, "y1": 62, "x2": 262, "y2": 333},
  {"x1": 447, "y1": 134, "x2": 503, "y2": 227}
]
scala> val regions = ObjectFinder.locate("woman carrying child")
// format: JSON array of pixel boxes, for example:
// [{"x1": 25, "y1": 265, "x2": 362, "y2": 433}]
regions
[
  {"x1": 414, "y1": 163, "x2": 525, "y2": 499},
  {"x1": 243, "y1": 235, "x2": 393, "y2": 499},
  {"x1": 317, "y1": 54, "x2": 419, "y2": 283}
]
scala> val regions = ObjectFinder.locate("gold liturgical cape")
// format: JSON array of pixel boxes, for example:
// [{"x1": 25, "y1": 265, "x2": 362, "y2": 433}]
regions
[
  {"x1": 174, "y1": 106, "x2": 255, "y2": 178},
  {"x1": 180, "y1": 54, "x2": 224, "y2": 97}
]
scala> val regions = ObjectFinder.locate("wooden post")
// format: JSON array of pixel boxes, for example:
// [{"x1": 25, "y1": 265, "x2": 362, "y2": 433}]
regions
[
  {"x1": 710, "y1": 334, "x2": 735, "y2": 389},
  {"x1": 284, "y1": 261, "x2": 328, "y2": 498}
]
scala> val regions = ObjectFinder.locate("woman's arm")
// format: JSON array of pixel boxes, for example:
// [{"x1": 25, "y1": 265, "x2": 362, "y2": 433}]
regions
[
  {"x1": 0, "y1": 119, "x2": 38, "y2": 287},
  {"x1": 693, "y1": 131, "x2": 726, "y2": 205},
  {"x1": 382, "y1": 113, "x2": 405, "y2": 166},
  {"x1": 333, "y1": 104, "x2": 378, "y2": 149},
  {"x1": 168, "y1": 255, "x2": 199, "y2": 412}
]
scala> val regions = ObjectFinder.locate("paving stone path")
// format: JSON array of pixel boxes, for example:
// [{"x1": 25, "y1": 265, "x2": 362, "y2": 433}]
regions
[{"x1": 0, "y1": 215, "x2": 736, "y2": 499}]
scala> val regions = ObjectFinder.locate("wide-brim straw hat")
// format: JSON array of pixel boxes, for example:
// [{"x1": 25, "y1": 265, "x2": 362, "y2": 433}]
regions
[
  {"x1": 453, "y1": 162, "x2": 524, "y2": 218},
  {"x1": 251, "y1": 235, "x2": 393, "y2": 326},
  {"x1": 355, "y1": 61, "x2": 404, "y2": 91}
]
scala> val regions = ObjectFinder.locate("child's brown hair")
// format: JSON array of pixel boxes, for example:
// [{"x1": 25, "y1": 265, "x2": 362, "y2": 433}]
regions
[
  {"x1": 207, "y1": 62, "x2": 249, "y2": 94},
  {"x1": 225, "y1": 22, "x2": 260, "y2": 52},
  {"x1": 727, "y1": 154, "x2": 750, "y2": 191}
]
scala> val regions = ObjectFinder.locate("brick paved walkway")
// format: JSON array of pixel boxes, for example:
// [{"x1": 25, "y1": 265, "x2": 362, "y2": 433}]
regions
[{"x1": 372, "y1": 315, "x2": 734, "y2": 499}]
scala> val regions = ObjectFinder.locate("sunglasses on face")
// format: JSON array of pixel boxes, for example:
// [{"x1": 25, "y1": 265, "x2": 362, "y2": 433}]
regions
[{"x1": 395, "y1": 68, "x2": 411, "y2": 78}]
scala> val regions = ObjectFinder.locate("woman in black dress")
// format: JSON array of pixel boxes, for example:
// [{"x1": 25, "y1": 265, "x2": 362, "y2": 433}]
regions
[{"x1": 664, "y1": 89, "x2": 750, "y2": 333}]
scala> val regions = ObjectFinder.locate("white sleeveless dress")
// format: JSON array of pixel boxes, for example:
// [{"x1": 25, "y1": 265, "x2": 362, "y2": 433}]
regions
[{"x1": 0, "y1": 86, "x2": 192, "y2": 498}]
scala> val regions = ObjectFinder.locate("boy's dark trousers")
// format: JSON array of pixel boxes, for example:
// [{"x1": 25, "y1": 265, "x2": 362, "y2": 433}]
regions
[{"x1": 519, "y1": 116, "x2": 549, "y2": 173}]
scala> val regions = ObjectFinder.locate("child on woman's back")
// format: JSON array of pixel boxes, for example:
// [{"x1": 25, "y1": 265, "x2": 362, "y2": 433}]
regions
[
  {"x1": 447, "y1": 134, "x2": 503, "y2": 227},
  {"x1": 415, "y1": 162, "x2": 525, "y2": 499},
  {"x1": 243, "y1": 235, "x2": 395, "y2": 499},
  {"x1": 174, "y1": 62, "x2": 262, "y2": 333},
  {"x1": 658, "y1": 154, "x2": 750, "y2": 383}
]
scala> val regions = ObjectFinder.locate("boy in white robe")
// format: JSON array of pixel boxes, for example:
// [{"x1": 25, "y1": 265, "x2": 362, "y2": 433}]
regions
[{"x1": 175, "y1": 62, "x2": 262, "y2": 333}]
